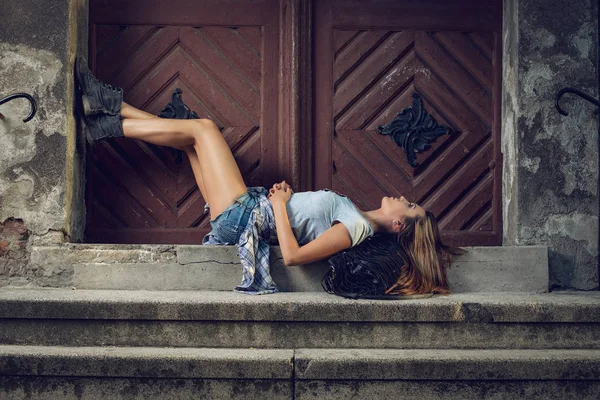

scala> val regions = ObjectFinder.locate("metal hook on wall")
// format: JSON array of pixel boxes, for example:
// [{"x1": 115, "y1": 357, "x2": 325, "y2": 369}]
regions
[
  {"x1": 555, "y1": 87, "x2": 600, "y2": 116},
  {"x1": 0, "y1": 93, "x2": 38, "y2": 123}
]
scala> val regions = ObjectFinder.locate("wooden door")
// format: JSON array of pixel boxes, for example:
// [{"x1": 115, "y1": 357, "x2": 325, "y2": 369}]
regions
[
  {"x1": 313, "y1": 0, "x2": 503, "y2": 246},
  {"x1": 85, "y1": 0, "x2": 281, "y2": 243}
]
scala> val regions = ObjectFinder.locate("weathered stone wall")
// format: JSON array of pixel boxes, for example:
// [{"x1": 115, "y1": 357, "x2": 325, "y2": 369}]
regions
[
  {"x1": 503, "y1": 0, "x2": 599, "y2": 289},
  {"x1": 0, "y1": 0, "x2": 87, "y2": 286},
  {"x1": 1, "y1": 0, "x2": 598, "y2": 291}
]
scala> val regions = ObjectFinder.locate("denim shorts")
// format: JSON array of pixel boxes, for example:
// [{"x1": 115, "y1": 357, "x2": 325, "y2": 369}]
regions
[{"x1": 209, "y1": 192, "x2": 258, "y2": 244}]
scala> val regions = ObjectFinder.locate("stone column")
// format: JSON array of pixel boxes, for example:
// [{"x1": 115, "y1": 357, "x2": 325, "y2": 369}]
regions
[
  {"x1": 503, "y1": 0, "x2": 599, "y2": 290},
  {"x1": 0, "y1": 0, "x2": 87, "y2": 286}
]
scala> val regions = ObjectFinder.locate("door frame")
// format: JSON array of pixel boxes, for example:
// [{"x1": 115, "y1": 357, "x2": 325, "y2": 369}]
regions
[{"x1": 71, "y1": 0, "x2": 506, "y2": 245}]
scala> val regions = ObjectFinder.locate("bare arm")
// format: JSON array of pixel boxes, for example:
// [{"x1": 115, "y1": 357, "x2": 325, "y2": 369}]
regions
[{"x1": 269, "y1": 182, "x2": 352, "y2": 266}]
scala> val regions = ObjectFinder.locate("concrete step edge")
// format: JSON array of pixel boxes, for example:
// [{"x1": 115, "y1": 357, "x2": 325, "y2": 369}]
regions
[
  {"x1": 295, "y1": 348, "x2": 600, "y2": 380},
  {"x1": 25, "y1": 244, "x2": 550, "y2": 293},
  {"x1": 0, "y1": 345, "x2": 292, "y2": 379},
  {"x1": 1, "y1": 346, "x2": 599, "y2": 381},
  {"x1": 0, "y1": 289, "x2": 598, "y2": 322}
]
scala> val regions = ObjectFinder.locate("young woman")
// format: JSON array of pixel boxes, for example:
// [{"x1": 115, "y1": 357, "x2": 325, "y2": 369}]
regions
[{"x1": 76, "y1": 57, "x2": 457, "y2": 296}]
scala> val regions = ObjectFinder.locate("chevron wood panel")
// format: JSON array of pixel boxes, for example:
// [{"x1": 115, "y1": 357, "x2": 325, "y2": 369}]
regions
[
  {"x1": 86, "y1": 20, "x2": 270, "y2": 244},
  {"x1": 316, "y1": 21, "x2": 501, "y2": 246}
]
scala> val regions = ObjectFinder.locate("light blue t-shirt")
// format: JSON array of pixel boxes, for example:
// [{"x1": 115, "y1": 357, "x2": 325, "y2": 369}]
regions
[{"x1": 285, "y1": 190, "x2": 374, "y2": 246}]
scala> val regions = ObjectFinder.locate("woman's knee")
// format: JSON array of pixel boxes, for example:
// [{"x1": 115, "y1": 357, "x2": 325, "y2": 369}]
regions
[
  {"x1": 191, "y1": 118, "x2": 220, "y2": 145},
  {"x1": 194, "y1": 118, "x2": 219, "y2": 132}
]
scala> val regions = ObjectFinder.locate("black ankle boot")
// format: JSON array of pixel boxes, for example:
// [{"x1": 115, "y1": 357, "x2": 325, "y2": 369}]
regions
[
  {"x1": 75, "y1": 57, "x2": 123, "y2": 117},
  {"x1": 83, "y1": 114, "x2": 124, "y2": 144}
]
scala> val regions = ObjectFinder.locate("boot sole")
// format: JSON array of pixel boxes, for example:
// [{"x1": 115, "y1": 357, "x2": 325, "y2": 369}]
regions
[
  {"x1": 75, "y1": 57, "x2": 91, "y2": 119},
  {"x1": 81, "y1": 95, "x2": 93, "y2": 117},
  {"x1": 79, "y1": 113, "x2": 96, "y2": 147},
  {"x1": 75, "y1": 58, "x2": 99, "y2": 144},
  {"x1": 74, "y1": 57, "x2": 89, "y2": 97},
  {"x1": 75, "y1": 57, "x2": 101, "y2": 117},
  {"x1": 75, "y1": 56, "x2": 122, "y2": 117}
]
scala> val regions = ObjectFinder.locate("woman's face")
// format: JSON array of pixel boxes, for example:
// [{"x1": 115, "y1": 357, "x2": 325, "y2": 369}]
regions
[{"x1": 381, "y1": 196, "x2": 426, "y2": 222}]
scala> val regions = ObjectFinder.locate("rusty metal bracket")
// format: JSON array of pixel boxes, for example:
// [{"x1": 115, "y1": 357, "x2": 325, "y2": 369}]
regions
[
  {"x1": 0, "y1": 92, "x2": 37, "y2": 122},
  {"x1": 555, "y1": 87, "x2": 600, "y2": 116}
]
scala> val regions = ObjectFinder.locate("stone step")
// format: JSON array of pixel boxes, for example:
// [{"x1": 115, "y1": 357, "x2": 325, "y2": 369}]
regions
[
  {"x1": 0, "y1": 345, "x2": 292, "y2": 400},
  {"x1": 1, "y1": 345, "x2": 599, "y2": 399},
  {"x1": 1, "y1": 289, "x2": 598, "y2": 349},
  {"x1": 26, "y1": 244, "x2": 549, "y2": 292},
  {"x1": 293, "y1": 348, "x2": 600, "y2": 399}
]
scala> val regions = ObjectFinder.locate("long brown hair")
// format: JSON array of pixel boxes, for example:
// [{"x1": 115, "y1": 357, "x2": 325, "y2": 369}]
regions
[{"x1": 385, "y1": 211, "x2": 463, "y2": 295}]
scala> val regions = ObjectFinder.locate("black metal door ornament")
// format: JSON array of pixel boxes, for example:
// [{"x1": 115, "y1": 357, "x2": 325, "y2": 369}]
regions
[
  {"x1": 377, "y1": 93, "x2": 451, "y2": 167},
  {"x1": 158, "y1": 88, "x2": 199, "y2": 164},
  {"x1": 0, "y1": 92, "x2": 37, "y2": 122}
]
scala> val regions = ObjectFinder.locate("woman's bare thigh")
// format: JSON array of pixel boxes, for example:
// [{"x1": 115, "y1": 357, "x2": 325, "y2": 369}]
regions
[
  {"x1": 122, "y1": 117, "x2": 247, "y2": 219},
  {"x1": 192, "y1": 121, "x2": 247, "y2": 219}
]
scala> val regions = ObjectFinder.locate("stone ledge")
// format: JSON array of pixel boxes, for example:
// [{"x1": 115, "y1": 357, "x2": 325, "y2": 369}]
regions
[
  {"x1": 294, "y1": 348, "x2": 600, "y2": 380},
  {"x1": 3, "y1": 316, "x2": 599, "y2": 349},
  {"x1": 73, "y1": 263, "x2": 240, "y2": 291},
  {"x1": 0, "y1": 289, "x2": 597, "y2": 322},
  {"x1": 0, "y1": 346, "x2": 292, "y2": 379},
  {"x1": 0, "y1": 376, "x2": 290, "y2": 400},
  {"x1": 31, "y1": 244, "x2": 177, "y2": 264},
  {"x1": 1, "y1": 346, "x2": 599, "y2": 381},
  {"x1": 294, "y1": 381, "x2": 600, "y2": 400},
  {"x1": 19, "y1": 245, "x2": 549, "y2": 293}
]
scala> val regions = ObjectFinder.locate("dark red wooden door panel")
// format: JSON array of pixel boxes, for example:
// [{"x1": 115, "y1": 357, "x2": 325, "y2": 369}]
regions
[
  {"x1": 86, "y1": 0, "x2": 280, "y2": 244},
  {"x1": 314, "y1": 0, "x2": 502, "y2": 246}
]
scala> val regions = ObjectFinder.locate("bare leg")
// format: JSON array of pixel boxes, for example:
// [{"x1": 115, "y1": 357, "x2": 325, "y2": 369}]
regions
[
  {"x1": 119, "y1": 102, "x2": 209, "y2": 202},
  {"x1": 121, "y1": 102, "x2": 157, "y2": 120},
  {"x1": 183, "y1": 146, "x2": 208, "y2": 202},
  {"x1": 120, "y1": 109, "x2": 246, "y2": 219},
  {"x1": 120, "y1": 103, "x2": 191, "y2": 149}
]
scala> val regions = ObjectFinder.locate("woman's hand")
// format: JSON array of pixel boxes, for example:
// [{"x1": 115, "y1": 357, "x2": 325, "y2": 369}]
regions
[{"x1": 268, "y1": 180, "x2": 293, "y2": 204}]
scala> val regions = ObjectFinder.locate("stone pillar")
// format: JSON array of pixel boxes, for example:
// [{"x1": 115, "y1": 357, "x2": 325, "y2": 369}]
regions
[
  {"x1": 503, "y1": 0, "x2": 599, "y2": 290},
  {"x1": 0, "y1": 0, "x2": 87, "y2": 286}
]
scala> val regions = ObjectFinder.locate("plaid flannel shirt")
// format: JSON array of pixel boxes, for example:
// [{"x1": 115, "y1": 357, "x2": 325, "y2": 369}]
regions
[{"x1": 203, "y1": 187, "x2": 279, "y2": 295}]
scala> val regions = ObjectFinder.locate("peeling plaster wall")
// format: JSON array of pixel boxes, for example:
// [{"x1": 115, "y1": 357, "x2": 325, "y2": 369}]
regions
[
  {"x1": 503, "y1": 0, "x2": 599, "y2": 290},
  {"x1": 0, "y1": 0, "x2": 87, "y2": 286},
  {"x1": 0, "y1": 44, "x2": 66, "y2": 232}
]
